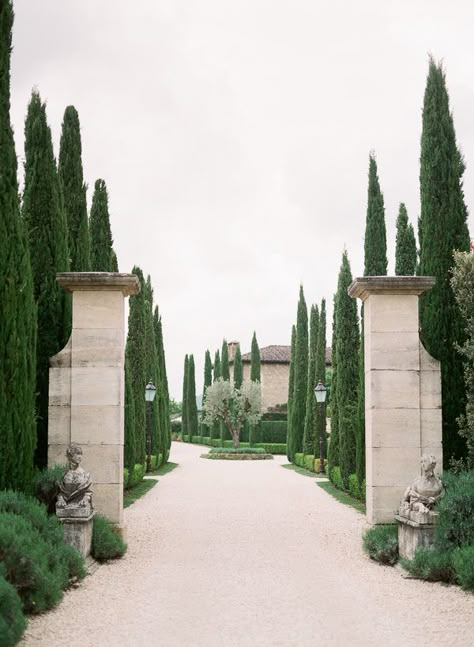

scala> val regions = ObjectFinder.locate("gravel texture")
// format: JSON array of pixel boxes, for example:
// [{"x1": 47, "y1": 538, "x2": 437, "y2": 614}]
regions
[{"x1": 22, "y1": 442, "x2": 474, "y2": 647}]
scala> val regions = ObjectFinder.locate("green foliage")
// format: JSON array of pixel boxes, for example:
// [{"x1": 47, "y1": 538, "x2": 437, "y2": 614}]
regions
[
  {"x1": 259, "y1": 443, "x2": 286, "y2": 455},
  {"x1": 315, "y1": 299, "x2": 327, "y2": 458},
  {"x1": 32, "y1": 464, "x2": 66, "y2": 514},
  {"x1": 203, "y1": 349, "x2": 213, "y2": 408},
  {"x1": 58, "y1": 105, "x2": 90, "y2": 271},
  {"x1": 364, "y1": 153, "x2": 387, "y2": 276},
  {"x1": 395, "y1": 203, "x2": 416, "y2": 275},
  {"x1": 453, "y1": 545, "x2": 474, "y2": 591},
  {"x1": 348, "y1": 473, "x2": 360, "y2": 499},
  {"x1": 0, "y1": 490, "x2": 63, "y2": 548},
  {"x1": 330, "y1": 466, "x2": 344, "y2": 491},
  {"x1": 288, "y1": 286, "x2": 309, "y2": 462},
  {"x1": 89, "y1": 179, "x2": 114, "y2": 271},
  {"x1": 418, "y1": 58, "x2": 470, "y2": 465},
  {"x1": 401, "y1": 548, "x2": 455, "y2": 583},
  {"x1": 260, "y1": 420, "x2": 287, "y2": 443},
  {"x1": 123, "y1": 468, "x2": 129, "y2": 489},
  {"x1": 451, "y1": 251, "x2": 474, "y2": 468},
  {"x1": 126, "y1": 267, "x2": 146, "y2": 464},
  {"x1": 124, "y1": 479, "x2": 158, "y2": 508},
  {"x1": 303, "y1": 455, "x2": 315, "y2": 472},
  {"x1": 143, "y1": 277, "x2": 161, "y2": 457},
  {"x1": 328, "y1": 295, "x2": 339, "y2": 471},
  {"x1": 91, "y1": 515, "x2": 127, "y2": 561},
  {"x1": 187, "y1": 355, "x2": 199, "y2": 442},
  {"x1": 0, "y1": 0, "x2": 37, "y2": 492},
  {"x1": 124, "y1": 360, "x2": 136, "y2": 472},
  {"x1": 356, "y1": 318, "x2": 365, "y2": 489},
  {"x1": 302, "y1": 305, "x2": 319, "y2": 455},
  {"x1": 435, "y1": 470, "x2": 474, "y2": 551},
  {"x1": 23, "y1": 90, "x2": 70, "y2": 468},
  {"x1": 182, "y1": 355, "x2": 189, "y2": 440},
  {"x1": 287, "y1": 325, "x2": 296, "y2": 461},
  {"x1": 363, "y1": 525, "x2": 398, "y2": 565},
  {"x1": 250, "y1": 332, "x2": 261, "y2": 382},
  {"x1": 213, "y1": 349, "x2": 221, "y2": 381},
  {"x1": 335, "y1": 252, "x2": 359, "y2": 487},
  {"x1": 153, "y1": 306, "x2": 171, "y2": 459},
  {"x1": 127, "y1": 463, "x2": 146, "y2": 489},
  {"x1": 233, "y1": 344, "x2": 243, "y2": 389},
  {"x1": 0, "y1": 575, "x2": 26, "y2": 647},
  {"x1": 221, "y1": 340, "x2": 230, "y2": 381},
  {"x1": 209, "y1": 447, "x2": 265, "y2": 454}
]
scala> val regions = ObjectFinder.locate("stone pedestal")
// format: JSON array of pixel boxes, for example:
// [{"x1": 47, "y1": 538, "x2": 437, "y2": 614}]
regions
[
  {"x1": 348, "y1": 277, "x2": 443, "y2": 524},
  {"x1": 395, "y1": 514, "x2": 437, "y2": 560},
  {"x1": 48, "y1": 273, "x2": 140, "y2": 534},
  {"x1": 60, "y1": 514, "x2": 94, "y2": 558}
]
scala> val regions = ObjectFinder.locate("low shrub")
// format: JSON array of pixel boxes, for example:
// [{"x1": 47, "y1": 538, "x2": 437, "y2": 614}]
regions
[
  {"x1": 0, "y1": 512, "x2": 67, "y2": 613},
  {"x1": 91, "y1": 515, "x2": 127, "y2": 561},
  {"x1": 127, "y1": 464, "x2": 146, "y2": 489},
  {"x1": 260, "y1": 420, "x2": 287, "y2": 442},
  {"x1": 59, "y1": 543, "x2": 87, "y2": 581},
  {"x1": 209, "y1": 447, "x2": 265, "y2": 454},
  {"x1": 259, "y1": 443, "x2": 287, "y2": 455},
  {"x1": 202, "y1": 453, "x2": 273, "y2": 461},
  {"x1": 363, "y1": 525, "x2": 398, "y2": 565},
  {"x1": 401, "y1": 548, "x2": 455, "y2": 583},
  {"x1": 303, "y1": 455, "x2": 315, "y2": 472},
  {"x1": 348, "y1": 474, "x2": 360, "y2": 499},
  {"x1": 330, "y1": 466, "x2": 344, "y2": 491},
  {"x1": 435, "y1": 470, "x2": 474, "y2": 551},
  {"x1": 453, "y1": 545, "x2": 474, "y2": 591},
  {"x1": 33, "y1": 464, "x2": 66, "y2": 514},
  {"x1": 0, "y1": 490, "x2": 64, "y2": 548},
  {"x1": 123, "y1": 468, "x2": 129, "y2": 489},
  {"x1": 294, "y1": 453, "x2": 305, "y2": 468},
  {"x1": 0, "y1": 576, "x2": 26, "y2": 647},
  {"x1": 359, "y1": 480, "x2": 366, "y2": 503}
]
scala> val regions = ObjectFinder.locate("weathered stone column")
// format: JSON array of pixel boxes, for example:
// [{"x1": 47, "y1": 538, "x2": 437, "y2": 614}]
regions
[
  {"x1": 48, "y1": 273, "x2": 140, "y2": 534},
  {"x1": 348, "y1": 277, "x2": 442, "y2": 524}
]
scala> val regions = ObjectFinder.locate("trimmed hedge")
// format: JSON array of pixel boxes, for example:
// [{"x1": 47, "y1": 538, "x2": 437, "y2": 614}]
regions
[
  {"x1": 184, "y1": 436, "x2": 287, "y2": 454},
  {"x1": 0, "y1": 576, "x2": 26, "y2": 647},
  {"x1": 91, "y1": 515, "x2": 127, "y2": 561},
  {"x1": 126, "y1": 463, "x2": 146, "y2": 489},
  {"x1": 261, "y1": 420, "x2": 287, "y2": 443},
  {"x1": 363, "y1": 525, "x2": 399, "y2": 565},
  {"x1": 209, "y1": 447, "x2": 265, "y2": 454}
]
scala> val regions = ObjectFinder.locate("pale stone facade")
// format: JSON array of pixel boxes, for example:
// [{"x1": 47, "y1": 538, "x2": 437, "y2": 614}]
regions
[
  {"x1": 349, "y1": 276, "x2": 443, "y2": 525},
  {"x1": 240, "y1": 361, "x2": 289, "y2": 410},
  {"x1": 48, "y1": 272, "x2": 139, "y2": 535}
]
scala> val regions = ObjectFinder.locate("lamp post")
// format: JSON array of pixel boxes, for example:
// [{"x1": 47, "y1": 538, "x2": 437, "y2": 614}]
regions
[
  {"x1": 314, "y1": 381, "x2": 327, "y2": 474},
  {"x1": 145, "y1": 381, "x2": 157, "y2": 472}
]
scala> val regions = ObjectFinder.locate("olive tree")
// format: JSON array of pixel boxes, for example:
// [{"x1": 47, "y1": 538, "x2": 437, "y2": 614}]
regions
[{"x1": 202, "y1": 378, "x2": 263, "y2": 448}]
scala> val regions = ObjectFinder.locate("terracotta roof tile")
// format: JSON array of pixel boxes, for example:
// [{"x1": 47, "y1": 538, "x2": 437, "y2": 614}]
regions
[{"x1": 238, "y1": 345, "x2": 332, "y2": 365}]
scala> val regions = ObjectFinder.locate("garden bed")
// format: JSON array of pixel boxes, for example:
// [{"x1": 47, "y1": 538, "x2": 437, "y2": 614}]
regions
[{"x1": 201, "y1": 447, "x2": 273, "y2": 460}]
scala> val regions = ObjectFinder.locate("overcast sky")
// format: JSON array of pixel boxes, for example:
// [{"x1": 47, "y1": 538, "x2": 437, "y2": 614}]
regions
[{"x1": 10, "y1": 0, "x2": 474, "y2": 399}]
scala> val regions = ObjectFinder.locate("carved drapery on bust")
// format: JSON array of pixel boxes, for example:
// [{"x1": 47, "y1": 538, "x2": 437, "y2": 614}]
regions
[
  {"x1": 399, "y1": 454, "x2": 443, "y2": 523},
  {"x1": 56, "y1": 443, "x2": 93, "y2": 519}
]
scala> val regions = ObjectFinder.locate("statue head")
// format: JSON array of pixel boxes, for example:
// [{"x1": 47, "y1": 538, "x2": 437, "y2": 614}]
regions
[
  {"x1": 66, "y1": 443, "x2": 83, "y2": 469},
  {"x1": 420, "y1": 453, "x2": 437, "y2": 477}
]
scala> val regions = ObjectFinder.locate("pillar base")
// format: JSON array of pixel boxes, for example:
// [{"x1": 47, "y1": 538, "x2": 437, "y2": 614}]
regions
[{"x1": 60, "y1": 513, "x2": 94, "y2": 558}]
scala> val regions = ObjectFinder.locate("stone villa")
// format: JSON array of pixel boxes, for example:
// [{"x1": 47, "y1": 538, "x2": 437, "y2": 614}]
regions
[{"x1": 228, "y1": 342, "x2": 331, "y2": 411}]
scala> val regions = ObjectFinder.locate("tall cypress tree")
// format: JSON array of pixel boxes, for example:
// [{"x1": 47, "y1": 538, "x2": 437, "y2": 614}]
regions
[
  {"x1": 364, "y1": 153, "x2": 387, "y2": 276},
  {"x1": 221, "y1": 340, "x2": 230, "y2": 381},
  {"x1": 154, "y1": 306, "x2": 170, "y2": 461},
  {"x1": 144, "y1": 276, "x2": 161, "y2": 457},
  {"x1": 201, "y1": 350, "x2": 213, "y2": 438},
  {"x1": 23, "y1": 90, "x2": 70, "y2": 467},
  {"x1": 315, "y1": 299, "x2": 327, "y2": 461},
  {"x1": 124, "y1": 358, "x2": 136, "y2": 472},
  {"x1": 302, "y1": 305, "x2": 319, "y2": 456},
  {"x1": 89, "y1": 179, "x2": 114, "y2": 271},
  {"x1": 111, "y1": 249, "x2": 119, "y2": 272},
  {"x1": 286, "y1": 325, "x2": 296, "y2": 461},
  {"x1": 250, "y1": 332, "x2": 261, "y2": 382},
  {"x1": 288, "y1": 286, "x2": 309, "y2": 461},
  {"x1": 213, "y1": 350, "x2": 221, "y2": 381},
  {"x1": 125, "y1": 266, "x2": 146, "y2": 463},
  {"x1": 327, "y1": 295, "x2": 340, "y2": 473},
  {"x1": 335, "y1": 252, "x2": 360, "y2": 487},
  {"x1": 187, "y1": 355, "x2": 198, "y2": 442},
  {"x1": 0, "y1": 0, "x2": 37, "y2": 490},
  {"x1": 395, "y1": 203, "x2": 417, "y2": 275},
  {"x1": 58, "y1": 105, "x2": 90, "y2": 271},
  {"x1": 182, "y1": 355, "x2": 189, "y2": 440},
  {"x1": 418, "y1": 58, "x2": 471, "y2": 464},
  {"x1": 233, "y1": 344, "x2": 243, "y2": 389}
]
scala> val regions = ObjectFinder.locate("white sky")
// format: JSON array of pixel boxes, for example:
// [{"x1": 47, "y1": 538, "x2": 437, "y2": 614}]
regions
[{"x1": 10, "y1": 0, "x2": 474, "y2": 399}]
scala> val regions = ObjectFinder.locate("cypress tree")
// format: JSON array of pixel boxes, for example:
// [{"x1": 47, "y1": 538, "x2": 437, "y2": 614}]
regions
[
  {"x1": 233, "y1": 344, "x2": 243, "y2": 389},
  {"x1": 125, "y1": 266, "x2": 146, "y2": 463},
  {"x1": 23, "y1": 90, "x2": 70, "y2": 467},
  {"x1": 213, "y1": 350, "x2": 221, "y2": 380},
  {"x1": 111, "y1": 249, "x2": 119, "y2": 272},
  {"x1": 250, "y1": 332, "x2": 261, "y2": 382},
  {"x1": 181, "y1": 355, "x2": 189, "y2": 440},
  {"x1": 418, "y1": 58, "x2": 471, "y2": 464},
  {"x1": 89, "y1": 179, "x2": 114, "y2": 271},
  {"x1": 286, "y1": 325, "x2": 296, "y2": 461},
  {"x1": 187, "y1": 355, "x2": 198, "y2": 442},
  {"x1": 335, "y1": 252, "x2": 360, "y2": 487},
  {"x1": 395, "y1": 203, "x2": 417, "y2": 275},
  {"x1": 0, "y1": 0, "x2": 37, "y2": 490},
  {"x1": 364, "y1": 153, "x2": 387, "y2": 276},
  {"x1": 154, "y1": 306, "x2": 171, "y2": 461},
  {"x1": 302, "y1": 305, "x2": 319, "y2": 456},
  {"x1": 221, "y1": 340, "x2": 230, "y2": 381},
  {"x1": 288, "y1": 286, "x2": 309, "y2": 461},
  {"x1": 315, "y1": 299, "x2": 327, "y2": 461},
  {"x1": 124, "y1": 359, "x2": 136, "y2": 472},
  {"x1": 327, "y1": 295, "x2": 340, "y2": 473},
  {"x1": 58, "y1": 105, "x2": 90, "y2": 271},
  {"x1": 201, "y1": 350, "x2": 213, "y2": 438},
  {"x1": 144, "y1": 276, "x2": 161, "y2": 457}
]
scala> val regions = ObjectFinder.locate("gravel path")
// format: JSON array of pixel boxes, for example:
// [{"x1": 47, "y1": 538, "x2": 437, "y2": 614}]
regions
[{"x1": 22, "y1": 442, "x2": 473, "y2": 647}]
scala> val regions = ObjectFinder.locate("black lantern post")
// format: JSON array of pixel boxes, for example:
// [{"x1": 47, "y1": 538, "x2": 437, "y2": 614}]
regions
[
  {"x1": 314, "y1": 381, "x2": 327, "y2": 474},
  {"x1": 145, "y1": 381, "x2": 157, "y2": 471}
]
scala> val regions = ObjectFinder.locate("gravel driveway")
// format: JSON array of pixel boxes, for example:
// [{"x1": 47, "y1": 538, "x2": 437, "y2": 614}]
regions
[{"x1": 22, "y1": 442, "x2": 474, "y2": 647}]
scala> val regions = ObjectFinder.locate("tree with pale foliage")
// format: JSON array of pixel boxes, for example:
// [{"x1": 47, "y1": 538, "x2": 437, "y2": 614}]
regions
[{"x1": 202, "y1": 379, "x2": 263, "y2": 448}]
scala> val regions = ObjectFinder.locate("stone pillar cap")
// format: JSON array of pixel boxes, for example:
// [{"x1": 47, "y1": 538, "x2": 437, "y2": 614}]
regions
[
  {"x1": 57, "y1": 272, "x2": 140, "y2": 296},
  {"x1": 348, "y1": 276, "x2": 435, "y2": 300}
]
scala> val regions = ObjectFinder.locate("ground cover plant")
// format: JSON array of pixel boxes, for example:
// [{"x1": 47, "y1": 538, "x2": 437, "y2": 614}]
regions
[
  {"x1": 124, "y1": 479, "x2": 158, "y2": 508},
  {"x1": 363, "y1": 525, "x2": 398, "y2": 565},
  {"x1": 0, "y1": 576, "x2": 26, "y2": 647},
  {"x1": 91, "y1": 515, "x2": 127, "y2": 561}
]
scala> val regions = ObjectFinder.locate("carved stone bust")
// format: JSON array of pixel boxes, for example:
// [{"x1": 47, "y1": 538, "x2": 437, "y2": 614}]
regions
[
  {"x1": 56, "y1": 443, "x2": 93, "y2": 519},
  {"x1": 399, "y1": 454, "x2": 443, "y2": 523}
]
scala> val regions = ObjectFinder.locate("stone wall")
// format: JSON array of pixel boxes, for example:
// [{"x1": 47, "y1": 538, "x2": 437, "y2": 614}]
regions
[{"x1": 238, "y1": 362, "x2": 289, "y2": 410}]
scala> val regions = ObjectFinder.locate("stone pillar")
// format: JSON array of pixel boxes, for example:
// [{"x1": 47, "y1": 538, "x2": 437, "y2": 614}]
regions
[
  {"x1": 348, "y1": 277, "x2": 442, "y2": 524},
  {"x1": 48, "y1": 273, "x2": 140, "y2": 533}
]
